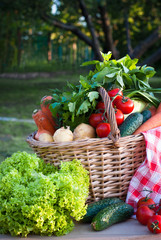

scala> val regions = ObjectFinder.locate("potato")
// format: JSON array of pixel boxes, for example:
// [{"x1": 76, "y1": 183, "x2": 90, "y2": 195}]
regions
[{"x1": 73, "y1": 123, "x2": 96, "y2": 140}]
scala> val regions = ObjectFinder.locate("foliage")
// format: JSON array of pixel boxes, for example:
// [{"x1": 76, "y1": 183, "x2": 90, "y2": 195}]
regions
[
  {"x1": 50, "y1": 82, "x2": 100, "y2": 129},
  {"x1": 83, "y1": 52, "x2": 161, "y2": 106},
  {"x1": 1, "y1": 0, "x2": 161, "y2": 71},
  {"x1": 49, "y1": 52, "x2": 161, "y2": 130},
  {"x1": 0, "y1": 151, "x2": 89, "y2": 237},
  {"x1": 0, "y1": 0, "x2": 52, "y2": 72}
]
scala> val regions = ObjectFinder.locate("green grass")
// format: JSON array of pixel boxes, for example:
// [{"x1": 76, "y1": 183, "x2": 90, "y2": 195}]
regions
[
  {"x1": 0, "y1": 72, "x2": 81, "y2": 162},
  {"x1": 0, "y1": 73, "x2": 81, "y2": 119},
  {"x1": 0, "y1": 121, "x2": 36, "y2": 161},
  {"x1": 0, "y1": 73, "x2": 161, "y2": 163},
  {"x1": 4, "y1": 61, "x2": 83, "y2": 73}
]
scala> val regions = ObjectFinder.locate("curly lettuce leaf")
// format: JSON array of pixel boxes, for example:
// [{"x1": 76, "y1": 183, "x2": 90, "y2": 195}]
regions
[{"x1": 0, "y1": 152, "x2": 89, "y2": 237}]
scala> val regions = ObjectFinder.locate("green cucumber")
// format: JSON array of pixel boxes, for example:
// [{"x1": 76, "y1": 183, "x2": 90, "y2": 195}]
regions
[
  {"x1": 141, "y1": 109, "x2": 151, "y2": 123},
  {"x1": 91, "y1": 202, "x2": 134, "y2": 231},
  {"x1": 119, "y1": 112, "x2": 143, "y2": 137},
  {"x1": 82, "y1": 197, "x2": 123, "y2": 223}
]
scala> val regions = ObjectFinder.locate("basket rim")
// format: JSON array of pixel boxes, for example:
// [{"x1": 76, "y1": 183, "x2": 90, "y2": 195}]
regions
[{"x1": 26, "y1": 131, "x2": 144, "y2": 148}]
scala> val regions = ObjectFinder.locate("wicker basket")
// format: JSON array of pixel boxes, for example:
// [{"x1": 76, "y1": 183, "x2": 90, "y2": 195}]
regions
[{"x1": 27, "y1": 87, "x2": 146, "y2": 203}]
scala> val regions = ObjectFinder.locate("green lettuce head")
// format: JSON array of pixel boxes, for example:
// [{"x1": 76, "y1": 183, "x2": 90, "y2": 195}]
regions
[{"x1": 0, "y1": 151, "x2": 89, "y2": 237}]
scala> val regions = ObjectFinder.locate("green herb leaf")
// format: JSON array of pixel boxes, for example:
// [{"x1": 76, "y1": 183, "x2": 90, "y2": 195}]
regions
[
  {"x1": 79, "y1": 76, "x2": 91, "y2": 89},
  {"x1": 87, "y1": 91, "x2": 99, "y2": 102},
  {"x1": 81, "y1": 60, "x2": 100, "y2": 66},
  {"x1": 76, "y1": 99, "x2": 91, "y2": 115},
  {"x1": 144, "y1": 66, "x2": 156, "y2": 78},
  {"x1": 50, "y1": 102, "x2": 61, "y2": 117},
  {"x1": 68, "y1": 102, "x2": 76, "y2": 113},
  {"x1": 100, "y1": 51, "x2": 112, "y2": 61},
  {"x1": 116, "y1": 72, "x2": 124, "y2": 88}
]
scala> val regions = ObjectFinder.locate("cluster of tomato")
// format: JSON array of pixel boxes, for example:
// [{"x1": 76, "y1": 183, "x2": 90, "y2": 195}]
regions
[
  {"x1": 89, "y1": 88, "x2": 134, "y2": 138},
  {"x1": 136, "y1": 191, "x2": 161, "y2": 234}
]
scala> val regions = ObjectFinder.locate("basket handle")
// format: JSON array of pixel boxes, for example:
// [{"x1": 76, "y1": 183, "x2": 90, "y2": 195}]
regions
[{"x1": 98, "y1": 87, "x2": 120, "y2": 143}]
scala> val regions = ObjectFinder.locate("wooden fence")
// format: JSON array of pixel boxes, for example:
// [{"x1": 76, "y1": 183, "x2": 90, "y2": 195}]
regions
[{"x1": 20, "y1": 35, "x2": 93, "y2": 67}]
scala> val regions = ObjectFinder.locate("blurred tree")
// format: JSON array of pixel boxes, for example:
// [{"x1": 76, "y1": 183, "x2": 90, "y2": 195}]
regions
[
  {"x1": 40, "y1": 0, "x2": 161, "y2": 64},
  {"x1": 0, "y1": 0, "x2": 161, "y2": 67}
]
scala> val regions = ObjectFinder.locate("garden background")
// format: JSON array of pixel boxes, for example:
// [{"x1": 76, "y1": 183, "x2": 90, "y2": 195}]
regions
[{"x1": 0, "y1": 0, "x2": 161, "y2": 162}]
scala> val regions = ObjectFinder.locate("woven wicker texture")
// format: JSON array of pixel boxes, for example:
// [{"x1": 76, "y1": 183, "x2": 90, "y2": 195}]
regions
[{"x1": 27, "y1": 87, "x2": 146, "y2": 203}]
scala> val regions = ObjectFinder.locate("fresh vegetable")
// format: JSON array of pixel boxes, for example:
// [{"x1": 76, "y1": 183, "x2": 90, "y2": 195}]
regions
[
  {"x1": 133, "y1": 111, "x2": 161, "y2": 135},
  {"x1": 125, "y1": 90, "x2": 161, "y2": 109},
  {"x1": 32, "y1": 109, "x2": 56, "y2": 140},
  {"x1": 124, "y1": 99, "x2": 148, "y2": 120},
  {"x1": 107, "y1": 88, "x2": 123, "y2": 105},
  {"x1": 83, "y1": 52, "x2": 161, "y2": 107},
  {"x1": 137, "y1": 191, "x2": 155, "y2": 208},
  {"x1": 50, "y1": 87, "x2": 100, "y2": 130},
  {"x1": 73, "y1": 123, "x2": 96, "y2": 140},
  {"x1": 49, "y1": 52, "x2": 161, "y2": 130},
  {"x1": 119, "y1": 112, "x2": 143, "y2": 137},
  {"x1": 38, "y1": 132, "x2": 54, "y2": 142},
  {"x1": 91, "y1": 202, "x2": 134, "y2": 231},
  {"x1": 40, "y1": 95, "x2": 57, "y2": 128},
  {"x1": 53, "y1": 126, "x2": 73, "y2": 142},
  {"x1": 141, "y1": 109, "x2": 152, "y2": 123},
  {"x1": 0, "y1": 152, "x2": 89, "y2": 237},
  {"x1": 96, "y1": 101, "x2": 105, "y2": 113},
  {"x1": 156, "y1": 206, "x2": 161, "y2": 215},
  {"x1": 82, "y1": 197, "x2": 123, "y2": 223},
  {"x1": 89, "y1": 113, "x2": 105, "y2": 128},
  {"x1": 147, "y1": 215, "x2": 161, "y2": 234},
  {"x1": 132, "y1": 99, "x2": 148, "y2": 113},
  {"x1": 96, "y1": 122, "x2": 111, "y2": 138},
  {"x1": 114, "y1": 96, "x2": 134, "y2": 114},
  {"x1": 136, "y1": 206, "x2": 155, "y2": 225},
  {"x1": 148, "y1": 105, "x2": 157, "y2": 116},
  {"x1": 156, "y1": 102, "x2": 161, "y2": 114},
  {"x1": 115, "y1": 108, "x2": 124, "y2": 126}
]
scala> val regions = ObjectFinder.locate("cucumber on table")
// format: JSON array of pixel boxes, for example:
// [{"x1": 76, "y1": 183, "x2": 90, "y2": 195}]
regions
[
  {"x1": 119, "y1": 112, "x2": 143, "y2": 137},
  {"x1": 91, "y1": 202, "x2": 134, "y2": 231},
  {"x1": 82, "y1": 197, "x2": 123, "y2": 223}
]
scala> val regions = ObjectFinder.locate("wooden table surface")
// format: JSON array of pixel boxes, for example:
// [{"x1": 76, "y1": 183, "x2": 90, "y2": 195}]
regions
[{"x1": 0, "y1": 219, "x2": 160, "y2": 240}]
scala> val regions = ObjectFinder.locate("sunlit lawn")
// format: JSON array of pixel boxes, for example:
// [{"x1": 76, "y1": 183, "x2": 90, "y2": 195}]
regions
[{"x1": 0, "y1": 72, "x2": 81, "y2": 161}]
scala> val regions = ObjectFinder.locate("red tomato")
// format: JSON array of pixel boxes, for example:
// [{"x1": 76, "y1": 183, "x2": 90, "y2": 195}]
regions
[
  {"x1": 155, "y1": 200, "x2": 161, "y2": 214},
  {"x1": 115, "y1": 108, "x2": 124, "y2": 126},
  {"x1": 137, "y1": 197, "x2": 155, "y2": 209},
  {"x1": 96, "y1": 122, "x2": 111, "y2": 138},
  {"x1": 155, "y1": 206, "x2": 161, "y2": 215},
  {"x1": 147, "y1": 215, "x2": 161, "y2": 234},
  {"x1": 136, "y1": 205, "x2": 155, "y2": 225},
  {"x1": 108, "y1": 88, "x2": 123, "y2": 104},
  {"x1": 89, "y1": 113, "x2": 105, "y2": 128},
  {"x1": 115, "y1": 97, "x2": 134, "y2": 114},
  {"x1": 96, "y1": 101, "x2": 105, "y2": 113}
]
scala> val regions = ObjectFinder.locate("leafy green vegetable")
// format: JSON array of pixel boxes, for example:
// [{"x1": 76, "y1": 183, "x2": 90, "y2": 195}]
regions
[
  {"x1": 49, "y1": 78, "x2": 101, "y2": 130},
  {"x1": 0, "y1": 152, "x2": 89, "y2": 237},
  {"x1": 49, "y1": 51, "x2": 161, "y2": 129}
]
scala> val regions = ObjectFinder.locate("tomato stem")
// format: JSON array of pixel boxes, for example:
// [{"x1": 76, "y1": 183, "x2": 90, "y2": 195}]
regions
[
  {"x1": 111, "y1": 89, "x2": 123, "y2": 103},
  {"x1": 151, "y1": 220, "x2": 160, "y2": 233},
  {"x1": 138, "y1": 189, "x2": 153, "y2": 203}
]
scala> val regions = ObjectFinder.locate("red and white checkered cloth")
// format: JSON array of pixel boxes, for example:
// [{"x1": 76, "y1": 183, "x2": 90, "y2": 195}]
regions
[{"x1": 126, "y1": 126, "x2": 161, "y2": 214}]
